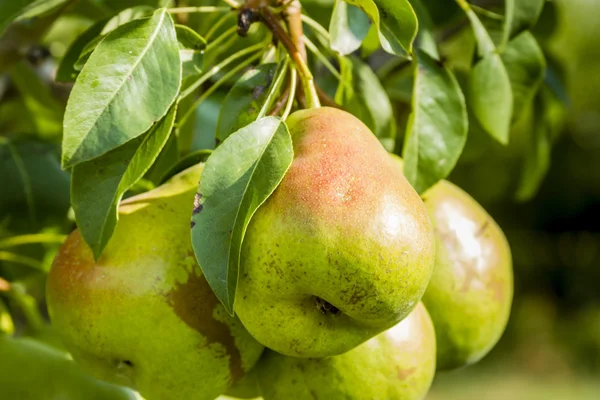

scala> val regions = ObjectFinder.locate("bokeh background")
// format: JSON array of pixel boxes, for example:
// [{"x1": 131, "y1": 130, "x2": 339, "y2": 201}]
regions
[{"x1": 1, "y1": 0, "x2": 600, "y2": 399}]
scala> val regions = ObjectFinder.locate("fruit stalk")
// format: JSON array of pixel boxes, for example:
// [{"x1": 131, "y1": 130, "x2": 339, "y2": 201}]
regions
[{"x1": 260, "y1": 5, "x2": 320, "y2": 109}]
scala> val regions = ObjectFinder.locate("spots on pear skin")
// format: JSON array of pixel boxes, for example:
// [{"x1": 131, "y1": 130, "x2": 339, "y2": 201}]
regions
[
  {"x1": 193, "y1": 193, "x2": 203, "y2": 215},
  {"x1": 397, "y1": 366, "x2": 417, "y2": 380},
  {"x1": 165, "y1": 270, "x2": 244, "y2": 381}
]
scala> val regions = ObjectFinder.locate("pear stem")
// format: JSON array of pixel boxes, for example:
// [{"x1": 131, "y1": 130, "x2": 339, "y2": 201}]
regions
[{"x1": 259, "y1": 4, "x2": 320, "y2": 109}]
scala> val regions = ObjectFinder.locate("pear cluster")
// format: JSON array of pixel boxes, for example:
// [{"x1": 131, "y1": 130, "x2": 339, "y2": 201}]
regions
[{"x1": 46, "y1": 108, "x2": 513, "y2": 400}]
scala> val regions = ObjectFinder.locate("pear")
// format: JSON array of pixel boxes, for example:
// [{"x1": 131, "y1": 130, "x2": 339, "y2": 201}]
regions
[
  {"x1": 257, "y1": 303, "x2": 436, "y2": 400},
  {"x1": 0, "y1": 336, "x2": 139, "y2": 400},
  {"x1": 235, "y1": 107, "x2": 435, "y2": 357},
  {"x1": 46, "y1": 164, "x2": 264, "y2": 400},
  {"x1": 421, "y1": 179, "x2": 513, "y2": 370},
  {"x1": 391, "y1": 155, "x2": 513, "y2": 370}
]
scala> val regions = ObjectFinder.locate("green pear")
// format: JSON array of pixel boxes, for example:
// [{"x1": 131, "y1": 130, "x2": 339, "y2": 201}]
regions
[
  {"x1": 46, "y1": 164, "x2": 264, "y2": 400},
  {"x1": 235, "y1": 107, "x2": 435, "y2": 357},
  {"x1": 391, "y1": 154, "x2": 513, "y2": 370},
  {"x1": 421, "y1": 179, "x2": 513, "y2": 370},
  {"x1": 256, "y1": 302, "x2": 436, "y2": 400},
  {"x1": 0, "y1": 336, "x2": 139, "y2": 400},
  {"x1": 225, "y1": 367, "x2": 261, "y2": 399}
]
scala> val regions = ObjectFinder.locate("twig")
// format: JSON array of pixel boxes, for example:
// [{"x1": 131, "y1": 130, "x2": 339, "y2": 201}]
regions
[{"x1": 260, "y1": 6, "x2": 320, "y2": 108}]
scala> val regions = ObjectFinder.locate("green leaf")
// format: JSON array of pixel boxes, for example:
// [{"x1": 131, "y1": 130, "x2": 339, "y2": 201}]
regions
[
  {"x1": 73, "y1": 33, "x2": 105, "y2": 71},
  {"x1": 191, "y1": 117, "x2": 294, "y2": 314},
  {"x1": 56, "y1": 18, "x2": 109, "y2": 82},
  {"x1": 403, "y1": 50, "x2": 468, "y2": 194},
  {"x1": 175, "y1": 24, "x2": 206, "y2": 50},
  {"x1": 0, "y1": 298, "x2": 14, "y2": 336},
  {"x1": 180, "y1": 49, "x2": 204, "y2": 78},
  {"x1": 409, "y1": 0, "x2": 438, "y2": 59},
  {"x1": 501, "y1": 31, "x2": 546, "y2": 123},
  {"x1": 0, "y1": 0, "x2": 35, "y2": 35},
  {"x1": 515, "y1": 85, "x2": 566, "y2": 201},
  {"x1": 62, "y1": 8, "x2": 181, "y2": 169},
  {"x1": 468, "y1": 53, "x2": 513, "y2": 144},
  {"x1": 215, "y1": 63, "x2": 280, "y2": 143},
  {"x1": 345, "y1": 0, "x2": 418, "y2": 56},
  {"x1": 336, "y1": 56, "x2": 396, "y2": 151},
  {"x1": 329, "y1": 0, "x2": 371, "y2": 56},
  {"x1": 460, "y1": 2, "x2": 496, "y2": 56},
  {"x1": 503, "y1": 0, "x2": 544, "y2": 44},
  {"x1": 9, "y1": 62, "x2": 64, "y2": 138},
  {"x1": 71, "y1": 105, "x2": 177, "y2": 259},
  {"x1": 0, "y1": 138, "x2": 70, "y2": 224},
  {"x1": 15, "y1": 0, "x2": 70, "y2": 20}
]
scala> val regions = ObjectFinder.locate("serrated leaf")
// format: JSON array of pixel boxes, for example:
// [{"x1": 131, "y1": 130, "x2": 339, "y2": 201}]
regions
[
  {"x1": 56, "y1": 18, "x2": 109, "y2": 82},
  {"x1": 191, "y1": 117, "x2": 294, "y2": 314},
  {"x1": 336, "y1": 56, "x2": 396, "y2": 151},
  {"x1": 345, "y1": 0, "x2": 417, "y2": 56},
  {"x1": 403, "y1": 50, "x2": 468, "y2": 194},
  {"x1": 503, "y1": 0, "x2": 544, "y2": 44},
  {"x1": 329, "y1": 0, "x2": 371, "y2": 56},
  {"x1": 72, "y1": 105, "x2": 177, "y2": 259},
  {"x1": 469, "y1": 53, "x2": 513, "y2": 144},
  {"x1": 175, "y1": 24, "x2": 206, "y2": 50},
  {"x1": 62, "y1": 8, "x2": 181, "y2": 169},
  {"x1": 501, "y1": 31, "x2": 546, "y2": 122},
  {"x1": 216, "y1": 63, "x2": 280, "y2": 143}
]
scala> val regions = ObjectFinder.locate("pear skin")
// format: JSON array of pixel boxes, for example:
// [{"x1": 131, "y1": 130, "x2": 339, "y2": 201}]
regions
[
  {"x1": 235, "y1": 108, "x2": 435, "y2": 358},
  {"x1": 420, "y1": 179, "x2": 513, "y2": 370},
  {"x1": 257, "y1": 303, "x2": 436, "y2": 400},
  {"x1": 235, "y1": 108, "x2": 434, "y2": 357},
  {"x1": 46, "y1": 164, "x2": 264, "y2": 400}
]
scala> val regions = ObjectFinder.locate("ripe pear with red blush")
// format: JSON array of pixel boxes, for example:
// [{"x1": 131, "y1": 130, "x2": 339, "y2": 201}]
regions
[
  {"x1": 46, "y1": 164, "x2": 264, "y2": 400},
  {"x1": 235, "y1": 107, "x2": 435, "y2": 357}
]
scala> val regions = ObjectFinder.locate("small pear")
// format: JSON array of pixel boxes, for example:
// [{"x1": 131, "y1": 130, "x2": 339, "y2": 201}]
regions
[
  {"x1": 236, "y1": 107, "x2": 435, "y2": 357},
  {"x1": 257, "y1": 303, "x2": 436, "y2": 400},
  {"x1": 391, "y1": 154, "x2": 513, "y2": 370},
  {"x1": 46, "y1": 164, "x2": 264, "y2": 400},
  {"x1": 421, "y1": 179, "x2": 513, "y2": 370}
]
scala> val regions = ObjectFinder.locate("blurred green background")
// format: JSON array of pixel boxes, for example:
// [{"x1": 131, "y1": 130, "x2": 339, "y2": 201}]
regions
[
  {"x1": 1, "y1": 0, "x2": 600, "y2": 399},
  {"x1": 429, "y1": 0, "x2": 600, "y2": 398}
]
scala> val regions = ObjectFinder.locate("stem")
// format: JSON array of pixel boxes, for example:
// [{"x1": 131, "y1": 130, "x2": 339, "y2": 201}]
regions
[
  {"x1": 0, "y1": 233, "x2": 66, "y2": 249},
  {"x1": 300, "y1": 14, "x2": 331, "y2": 42},
  {"x1": 304, "y1": 36, "x2": 342, "y2": 81},
  {"x1": 257, "y1": 57, "x2": 290, "y2": 119},
  {"x1": 179, "y1": 41, "x2": 267, "y2": 101},
  {"x1": 167, "y1": 6, "x2": 231, "y2": 14},
  {"x1": 269, "y1": 87, "x2": 290, "y2": 116},
  {"x1": 6, "y1": 283, "x2": 45, "y2": 332},
  {"x1": 260, "y1": 6, "x2": 320, "y2": 108},
  {"x1": 178, "y1": 51, "x2": 264, "y2": 126},
  {"x1": 205, "y1": 12, "x2": 235, "y2": 40},
  {"x1": 282, "y1": 67, "x2": 297, "y2": 120},
  {"x1": 206, "y1": 25, "x2": 238, "y2": 52},
  {"x1": 285, "y1": 1, "x2": 307, "y2": 60}
]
